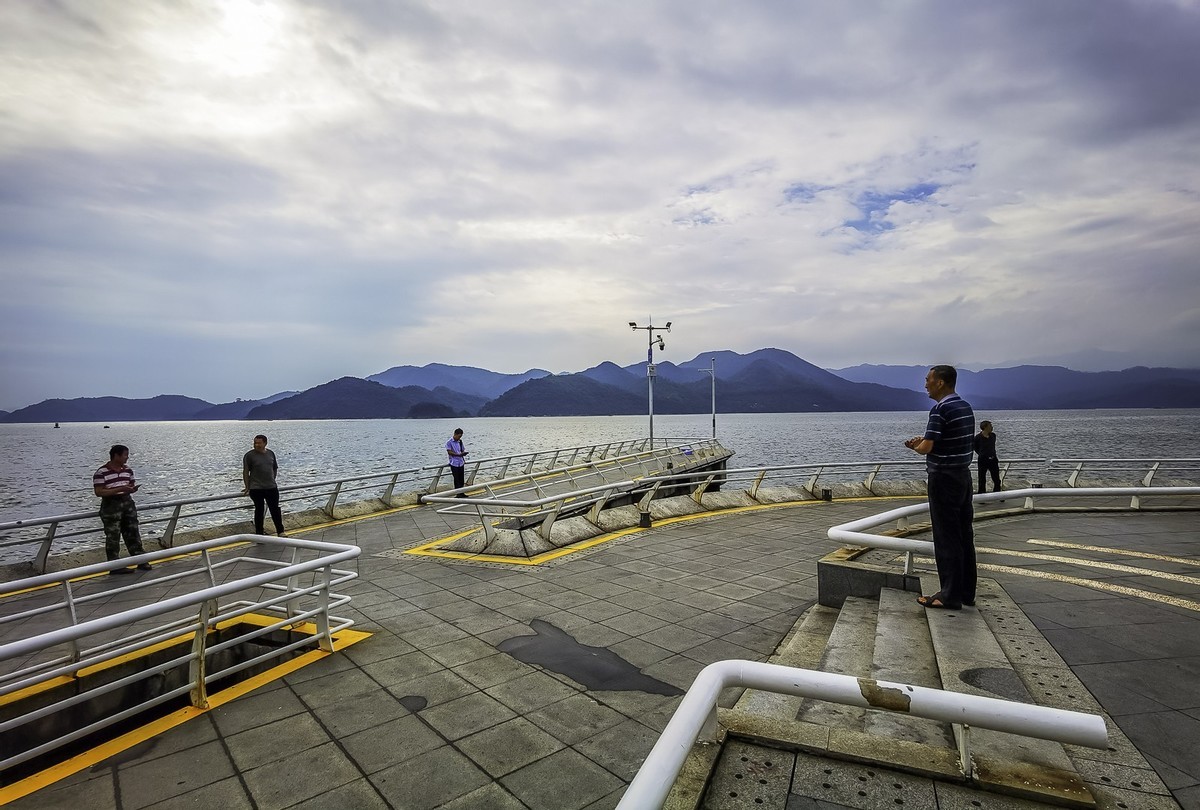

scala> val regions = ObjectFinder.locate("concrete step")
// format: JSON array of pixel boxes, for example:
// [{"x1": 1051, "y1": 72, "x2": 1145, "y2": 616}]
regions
[
  {"x1": 918, "y1": 574, "x2": 1095, "y2": 808},
  {"x1": 794, "y1": 596, "x2": 877, "y2": 731},
  {"x1": 864, "y1": 587, "x2": 955, "y2": 747}
]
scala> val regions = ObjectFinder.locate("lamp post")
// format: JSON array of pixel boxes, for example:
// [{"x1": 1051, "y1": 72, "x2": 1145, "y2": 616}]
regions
[
  {"x1": 697, "y1": 357, "x2": 716, "y2": 438},
  {"x1": 628, "y1": 318, "x2": 671, "y2": 446}
]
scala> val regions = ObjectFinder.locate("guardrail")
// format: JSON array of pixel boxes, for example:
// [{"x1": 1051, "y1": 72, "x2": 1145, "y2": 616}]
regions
[
  {"x1": 0, "y1": 535, "x2": 360, "y2": 777},
  {"x1": 424, "y1": 457, "x2": 1200, "y2": 544},
  {"x1": 827, "y1": 486, "x2": 1200, "y2": 574},
  {"x1": 0, "y1": 439, "x2": 659, "y2": 572},
  {"x1": 422, "y1": 439, "x2": 730, "y2": 543},
  {"x1": 616, "y1": 659, "x2": 1108, "y2": 809}
]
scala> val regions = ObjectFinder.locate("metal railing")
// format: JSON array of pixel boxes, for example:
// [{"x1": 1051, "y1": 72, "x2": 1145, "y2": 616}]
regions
[
  {"x1": 616, "y1": 659, "x2": 1108, "y2": 809},
  {"x1": 828, "y1": 486, "x2": 1200, "y2": 574},
  {"x1": 0, "y1": 535, "x2": 360, "y2": 777},
  {"x1": 0, "y1": 439, "x2": 658, "y2": 571},
  {"x1": 422, "y1": 440, "x2": 730, "y2": 543},
  {"x1": 1048, "y1": 458, "x2": 1200, "y2": 487}
]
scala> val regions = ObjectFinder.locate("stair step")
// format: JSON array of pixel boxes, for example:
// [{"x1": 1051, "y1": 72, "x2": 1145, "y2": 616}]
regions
[
  {"x1": 795, "y1": 596, "x2": 876, "y2": 731},
  {"x1": 864, "y1": 588, "x2": 954, "y2": 746},
  {"x1": 918, "y1": 574, "x2": 1095, "y2": 807},
  {"x1": 733, "y1": 604, "x2": 838, "y2": 717}
]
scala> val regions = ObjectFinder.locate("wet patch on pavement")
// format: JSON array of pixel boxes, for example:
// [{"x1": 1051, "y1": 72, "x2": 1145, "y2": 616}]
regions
[{"x1": 499, "y1": 619, "x2": 684, "y2": 696}]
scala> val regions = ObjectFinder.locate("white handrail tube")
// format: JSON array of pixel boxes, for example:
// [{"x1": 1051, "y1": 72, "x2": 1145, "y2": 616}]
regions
[{"x1": 617, "y1": 659, "x2": 1108, "y2": 810}]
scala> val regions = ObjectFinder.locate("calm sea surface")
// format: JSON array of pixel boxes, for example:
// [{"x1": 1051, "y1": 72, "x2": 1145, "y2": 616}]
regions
[{"x1": 3, "y1": 409, "x2": 1199, "y2": 525}]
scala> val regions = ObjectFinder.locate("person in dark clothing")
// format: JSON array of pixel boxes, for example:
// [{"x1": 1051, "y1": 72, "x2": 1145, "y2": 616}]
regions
[
  {"x1": 243, "y1": 434, "x2": 285, "y2": 535},
  {"x1": 445, "y1": 428, "x2": 468, "y2": 498},
  {"x1": 904, "y1": 365, "x2": 976, "y2": 610},
  {"x1": 973, "y1": 420, "x2": 1001, "y2": 494}
]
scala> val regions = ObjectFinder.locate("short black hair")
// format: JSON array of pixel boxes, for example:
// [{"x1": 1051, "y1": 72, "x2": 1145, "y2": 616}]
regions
[
  {"x1": 255, "y1": 434, "x2": 268, "y2": 443},
  {"x1": 930, "y1": 365, "x2": 958, "y2": 388},
  {"x1": 109, "y1": 444, "x2": 129, "y2": 459},
  {"x1": 453, "y1": 428, "x2": 464, "y2": 436}
]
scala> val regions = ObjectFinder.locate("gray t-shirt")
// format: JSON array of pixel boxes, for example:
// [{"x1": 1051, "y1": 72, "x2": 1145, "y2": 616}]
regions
[{"x1": 243, "y1": 449, "x2": 279, "y2": 490}]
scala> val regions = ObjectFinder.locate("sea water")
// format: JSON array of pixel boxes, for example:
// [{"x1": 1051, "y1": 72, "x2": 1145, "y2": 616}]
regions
[{"x1": 4, "y1": 409, "x2": 1199, "y2": 525}]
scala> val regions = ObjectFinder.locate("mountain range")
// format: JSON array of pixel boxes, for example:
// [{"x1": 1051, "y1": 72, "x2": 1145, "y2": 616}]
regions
[{"x1": 3, "y1": 349, "x2": 1198, "y2": 423}]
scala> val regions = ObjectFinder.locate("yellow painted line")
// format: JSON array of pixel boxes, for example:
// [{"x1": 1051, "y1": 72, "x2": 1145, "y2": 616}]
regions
[
  {"x1": 0, "y1": 621, "x2": 370, "y2": 804},
  {"x1": 1027, "y1": 538, "x2": 1200, "y2": 567},
  {"x1": 971, "y1": 546, "x2": 1200, "y2": 587},
  {"x1": 404, "y1": 495, "x2": 920, "y2": 566}
]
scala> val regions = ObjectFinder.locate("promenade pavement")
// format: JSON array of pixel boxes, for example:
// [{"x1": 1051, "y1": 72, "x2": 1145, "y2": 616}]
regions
[{"x1": 4, "y1": 496, "x2": 1199, "y2": 809}]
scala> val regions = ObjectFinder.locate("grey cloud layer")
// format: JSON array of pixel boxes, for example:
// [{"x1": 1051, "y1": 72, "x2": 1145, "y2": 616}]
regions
[{"x1": 1, "y1": 0, "x2": 1198, "y2": 409}]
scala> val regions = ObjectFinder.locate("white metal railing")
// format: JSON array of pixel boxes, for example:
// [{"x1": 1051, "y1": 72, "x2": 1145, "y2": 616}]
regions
[
  {"x1": 0, "y1": 440, "x2": 657, "y2": 571},
  {"x1": 421, "y1": 440, "x2": 731, "y2": 543},
  {"x1": 1048, "y1": 458, "x2": 1200, "y2": 488},
  {"x1": 828, "y1": 486, "x2": 1200, "y2": 574},
  {"x1": 616, "y1": 659, "x2": 1109, "y2": 810},
  {"x1": 0, "y1": 535, "x2": 360, "y2": 776}
]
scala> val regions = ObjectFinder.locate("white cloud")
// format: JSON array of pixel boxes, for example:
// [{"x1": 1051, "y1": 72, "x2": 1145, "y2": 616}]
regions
[{"x1": 2, "y1": 0, "x2": 1199, "y2": 409}]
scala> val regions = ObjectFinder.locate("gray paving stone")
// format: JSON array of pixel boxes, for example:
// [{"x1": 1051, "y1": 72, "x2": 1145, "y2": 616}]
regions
[
  {"x1": 360, "y1": 649, "x2": 446, "y2": 686},
  {"x1": 454, "y1": 650, "x2": 534, "y2": 688},
  {"x1": 457, "y1": 716, "x2": 567, "y2": 777},
  {"x1": 571, "y1": 718, "x2": 662, "y2": 782},
  {"x1": 435, "y1": 782, "x2": 530, "y2": 810},
  {"x1": 141, "y1": 776, "x2": 252, "y2": 810},
  {"x1": 225, "y1": 712, "x2": 333, "y2": 771},
  {"x1": 118, "y1": 739, "x2": 236, "y2": 810},
  {"x1": 525, "y1": 693, "x2": 628, "y2": 745},
  {"x1": 370, "y1": 744, "x2": 492, "y2": 809},
  {"x1": 386, "y1": 667, "x2": 478, "y2": 708},
  {"x1": 420, "y1": 690, "x2": 518, "y2": 740},
  {"x1": 485, "y1": 669, "x2": 581, "y2": 713},
  {"x1": 341, "y1": 712, "x2": 447, "y2": 774},
  {"x1": 242, "y1": 741, "x2": 360, "y2": 810},
  {"x1": 423, "y1": 636, "x2": 499, "y2": 667},
  {"x1": 282, "y1": 777, "x2": 390, "y2": 810},
  {"x1": 501, "y1": 748, "x2": 625, "y2": 810},
  {"x1": 2, "y1": 772, "x2": 116, "y2": 810},
  {"x1": 310, "y1": 687, "x2": 411, "y2": 737}
]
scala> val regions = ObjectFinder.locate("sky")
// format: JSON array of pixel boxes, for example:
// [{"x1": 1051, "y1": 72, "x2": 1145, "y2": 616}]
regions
[{"x1": 2, "y1": 1, "x2": 1199, "y2": 411}]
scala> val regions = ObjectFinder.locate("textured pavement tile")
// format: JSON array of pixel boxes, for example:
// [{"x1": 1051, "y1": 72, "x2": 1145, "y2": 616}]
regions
[
  {"x1": 399, "y1": 620, "x2": 471, "y2": 648},
  {"x1": 243, "y1": 741, "x2": 361, "y2": 810},
  {"x1": 341, "y1": 713, "x2": 447, "y2": 774},
  {"x1": 501, "y1": 748, "x2": 624, "y2": 810},
  {"x1": 360, "y1": 649, "x2": 446, "y2": 687},
  {"x1": 140, "y1": 776, "x2": 252, "y2": 810},
  {"x1": 386, "y1": 667, "x2": 477, "y2": 708},
  {"x1": 525, "y1": 693, "x2": 627, "y2": 745},
  {"x1": 3, "y1": 772, "x2": 116, "y2": 810},
  {"x1": 599, "y1": 610, "x2": 671, "y2": 636},
  {"x1": 310, "y1": 688, "x2": 410, "y2": 737},
  {"x1": 289, "y1": 666, "x2": 384, "y2": 709},
  {"x1": 454, "y1": 650, "x2": 533, "y2": 689},
  {"x1": 370, "y1": 745, "x2": 492, "y2": 810},
  {"x1": 118, "y1": 740, "x2": 236, "y2": 810},
  {"x1": 608, "y1": 636, "x2": 676, "y2": 668},
  {"x1": 342, "y1": 633, "x2": 417, "y2": 666},
  {"x1": 226, "y1": 712, "x2": 333, "y2": 771},
  {"x1": 457, "y1": 716, "x2": 567, "y2": 777},
  {"x1": 435, "y1": 782, "x2": 530, "y2": 809},
  {"x1": 638, "y1": 624, "x2": 714, "y2": 654},
  {"x1": 423, "y1": 636, "x2": 499, "y2": 667},
  {"x1": 485, "y1": 669, "x2": 581, "y2": 713},
  {"x1": 282, "y1": 778, "x2": 390, "y2": 810},
  {"x1": 420, "y1": 691, "x2": 518, "y2": 740},
  {"x1": 571, "y1": 718, "x2": 662, "y2": 782}
]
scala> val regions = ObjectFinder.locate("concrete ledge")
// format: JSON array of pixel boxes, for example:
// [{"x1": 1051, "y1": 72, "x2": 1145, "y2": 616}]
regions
[{"x1": 817, "y1": 548, "x2": 922, "y2": 608}]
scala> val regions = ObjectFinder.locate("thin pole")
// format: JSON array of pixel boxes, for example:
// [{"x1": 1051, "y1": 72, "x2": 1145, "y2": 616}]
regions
[{"x1": 710, "y1": 357, "x2": 716, "y2": 438}]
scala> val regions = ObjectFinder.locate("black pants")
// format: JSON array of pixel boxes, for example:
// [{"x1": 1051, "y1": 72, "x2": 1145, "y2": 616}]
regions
[
  {"x1": 927, "y1": 466, "x2": 976, "y2": 606},
  {"x1": 450, "y1": 464, "x2": 466, "y2": 497},
  {"x1": 977, "y1": 457, "x2": 1001, "y2": 493},
  {"x1": 249, "y1": 487, "x2": 285, "y2": 535}
]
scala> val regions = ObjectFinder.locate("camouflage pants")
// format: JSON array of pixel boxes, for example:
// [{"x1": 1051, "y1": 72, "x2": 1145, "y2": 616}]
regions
[{"x1": 99, "y1": 497, "x2": 145, "y2": 560}]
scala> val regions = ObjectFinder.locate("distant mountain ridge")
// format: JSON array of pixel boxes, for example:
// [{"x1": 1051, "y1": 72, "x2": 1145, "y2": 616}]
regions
[{"x1": 4, "y1": 350, "x2": 1199, "y2": 423}]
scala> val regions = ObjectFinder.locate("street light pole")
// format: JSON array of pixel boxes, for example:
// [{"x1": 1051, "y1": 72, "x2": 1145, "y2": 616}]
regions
[
  {"x1": 628, "y1": 318, "x2": 671, "y2": 446},
  {"x1": 698, "y1": 357, "x2": 716, "y2": 438}
]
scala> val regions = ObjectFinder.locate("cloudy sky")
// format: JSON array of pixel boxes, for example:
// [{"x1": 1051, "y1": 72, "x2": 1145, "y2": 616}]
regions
[{"x1": 2, "y1": 1, "x2": 1198, "y2": 410}]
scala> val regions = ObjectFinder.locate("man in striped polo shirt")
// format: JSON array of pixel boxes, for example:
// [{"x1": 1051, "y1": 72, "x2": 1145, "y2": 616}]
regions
[
  {"x1": 93, "y1": 444, "x2": 150, "y2": 574},
  {"x1": 905, "y1": 365, "x2": 976, "y2": 610}
]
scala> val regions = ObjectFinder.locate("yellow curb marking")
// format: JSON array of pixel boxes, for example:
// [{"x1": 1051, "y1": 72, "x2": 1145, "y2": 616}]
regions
[
  {"x1": 0, "y1": 617, "x2": 370, "y2": 804},
  {"x1": 403, "y1": 495, "x2": 921, "y2": 566},
  {"x1": 973, "y1": 562, "x2": 1200, "y2": 614}
]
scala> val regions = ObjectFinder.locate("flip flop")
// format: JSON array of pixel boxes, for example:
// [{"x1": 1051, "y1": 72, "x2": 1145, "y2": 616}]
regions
[{"x1": 917, "y1": 594, "x2": 962, "y2": 610}]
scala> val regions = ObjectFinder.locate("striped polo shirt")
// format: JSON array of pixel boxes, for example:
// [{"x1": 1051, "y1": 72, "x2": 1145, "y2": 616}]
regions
[
  {"x1": 93, "y1": 463, "x2": 136, "y2": 498},
  {"x1": 923, "y1": 394, "x2": 975, "y2": 471}
]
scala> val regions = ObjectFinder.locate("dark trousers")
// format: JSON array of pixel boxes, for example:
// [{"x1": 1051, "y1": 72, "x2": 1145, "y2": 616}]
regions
[
  {"x1": 927, "y1": 466, "x2": 976, "y2": 605},
  {"x1": 450, "y1": 464, "x2": 466, "y2": 498},
  {"x1": 977, "y1": 457, "x2": 1001, "y2": 493},
  {"x1": 100, "y1": 496, "x2": 145, "y2": 560},
  {"x1": 249, "y1": 487, "x2": 285, "y2": 535}
]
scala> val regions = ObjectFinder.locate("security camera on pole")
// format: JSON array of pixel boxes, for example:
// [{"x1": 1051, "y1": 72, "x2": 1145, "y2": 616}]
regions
[{"x1": 628, "y1": 318, "x2": 671, "y2": 446}]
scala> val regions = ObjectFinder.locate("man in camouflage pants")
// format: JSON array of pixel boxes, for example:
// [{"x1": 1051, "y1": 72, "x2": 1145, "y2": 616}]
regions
[{"x1": 93, "y1": 444, "x2": 151, "y2": 574}]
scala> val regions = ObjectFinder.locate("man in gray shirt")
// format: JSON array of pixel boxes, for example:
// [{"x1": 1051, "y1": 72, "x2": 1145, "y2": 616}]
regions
[{"x1": 243, "y1": 434, "x2": 285, "y2": 536}]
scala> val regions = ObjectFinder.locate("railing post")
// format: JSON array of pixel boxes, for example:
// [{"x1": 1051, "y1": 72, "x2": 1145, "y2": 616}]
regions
[
  {"x1": 1067, "y1": 462, "x2": 1084, "y2": 488},
  {"x1": 497, "y1": 457, "x2": 512, "y2": 480},
  {"x1": 806, "y1": 469, "x2": 821, "y2": 496},
  {"x1": 162, "y1": 504, "x2": 182, "y2": 548},
  {"x1": 190, "y1": 599, "x2": 214, "y2": 709},
  {"x1": 382, "y1": 473, "x2": 399, "y2": 506},
  {"x1": 478, "y1": 502, "x2": 496, "y2": 544},
  {"x1": 323, "y1": 482, "x2": 343, "y2": 517},
  {"x1": 34, "y1": 521, "x2": 59, "y2": 574},
  {"x1": 957, "y1": 724, "x2": 973, "y2": 778},
  {"x1": 750, "y1": 470, "x2": 768, "y2": 500},
  {"x1": 864, "y1": 463, "x2": 882, "y2": 492},
  {"x1": 62, "y1": 580, "x2": 81, "y2": 666},
  {"x1": 1143, "y1": 462, "x2": 1160, "y2": 487},
  {"x1": 587, "y1": 487, "x2": 616, "y2": 524},
  {"x1": 539, "y1": 502, "x2": 565, "y2": 541},
  {"x1": 466, "y1": 460, "x2": 480, "y2": 485},
  {"x1": 524, "y1": 453, "x2": 538, "y2": 475},
  {"x1": 317, "y1": 565, "x2": 334, "y2": 652},
  {"x1": 426, "y1": 468, "x2": 444, "y2": 495}
]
